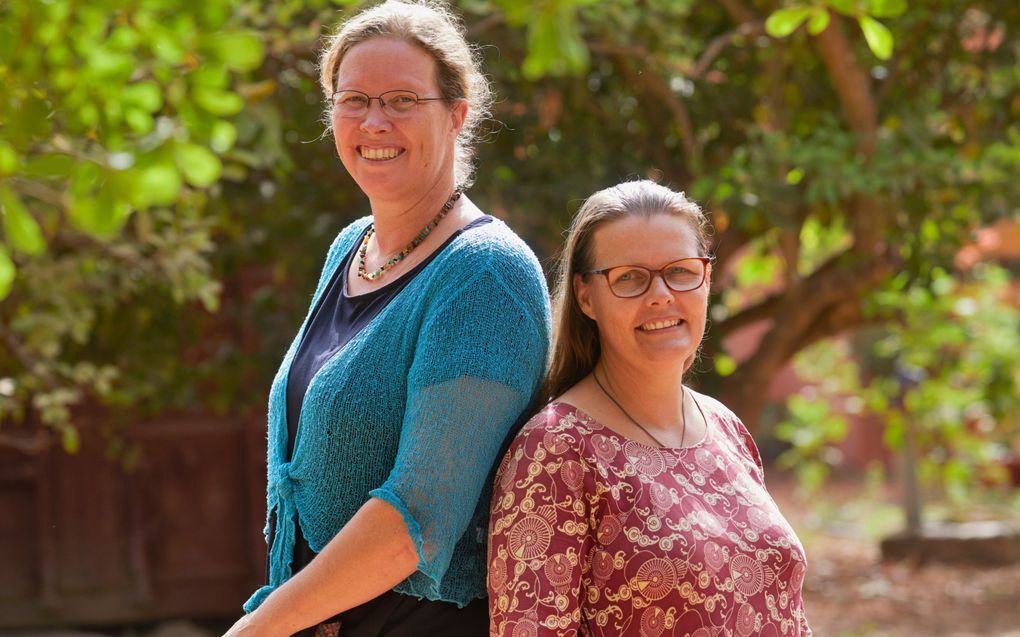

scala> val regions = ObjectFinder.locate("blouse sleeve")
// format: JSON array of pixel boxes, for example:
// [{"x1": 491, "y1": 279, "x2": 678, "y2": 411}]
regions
[
  {"x1": 716, "y1": 403, "x2": 766, "y2": 485},
  {"x1": 369, "y1": 264, "x2": 549, "y2": 598},
  {"x1": 488, "y1": 411, "x2": 592, "y2": 637}
]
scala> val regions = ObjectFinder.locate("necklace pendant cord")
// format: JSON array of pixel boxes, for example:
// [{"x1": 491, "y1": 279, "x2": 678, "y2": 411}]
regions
[
  {"x1": 357, "y1": 188, "x2": 463, "y2": 281},
  {"x1": 592, "y1": 370, "x2": 686, "y2": 449}
]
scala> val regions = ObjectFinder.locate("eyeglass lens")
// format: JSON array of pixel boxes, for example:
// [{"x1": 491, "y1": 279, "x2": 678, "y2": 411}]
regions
[
  {"x1": 333, "y1": 90, "x2": 420, "y2": 116},
  {"x1": 607, "y1": 259, "x2": 706, "y2": 297}
]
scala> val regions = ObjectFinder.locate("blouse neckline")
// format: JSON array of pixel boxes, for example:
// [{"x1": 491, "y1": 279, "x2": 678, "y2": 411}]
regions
[{"x1": 547, "y1": 396, "x2": 714, "y2": 453}]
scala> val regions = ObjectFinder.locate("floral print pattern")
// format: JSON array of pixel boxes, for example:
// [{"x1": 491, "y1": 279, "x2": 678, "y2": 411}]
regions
[{"x1": 488, "y1": 395, "x2": 811, "y2": 636}]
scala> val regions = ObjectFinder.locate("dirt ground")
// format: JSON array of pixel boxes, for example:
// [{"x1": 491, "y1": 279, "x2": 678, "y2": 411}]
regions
[{"x1": 769, "y1": 476, "x2": 1020, "y2": 637}]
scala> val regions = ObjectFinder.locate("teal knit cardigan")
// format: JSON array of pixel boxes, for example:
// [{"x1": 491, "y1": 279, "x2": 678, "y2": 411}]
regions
[{"x1": 244, "y1": 215, "x2": 551, "y2": 612}]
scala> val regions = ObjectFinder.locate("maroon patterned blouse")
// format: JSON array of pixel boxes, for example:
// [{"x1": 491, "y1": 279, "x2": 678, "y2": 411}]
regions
[{"x1": 488, "y1": 395, "x2": 811, "y2": 636}]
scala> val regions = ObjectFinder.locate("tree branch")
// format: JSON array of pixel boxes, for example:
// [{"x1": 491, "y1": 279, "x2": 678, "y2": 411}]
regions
[
  {"x1": 692, "y1": 21, "x2": 765, "y2": 79},
  {"x1": 813, "y1": 15, "x2": 879, "y2": 151},
  {"x1": 715, "y1": 292, "x2": 784, "y2": 337},
  {"x1": 710, "y1": 225, "x2": 751, "y2": 281},
  {"x1": 10, "y1": 178, "x2": 68, "y2": 209},
  {"x1": 716, "y1": 250, "x2": 896, "y2": 428},
  {"x1": 466, "y1": 12, "x2": 505, "y2": 38},
  {"x1": 786, "y1": 297, "x2": 873, "y2": 358},
  {"x1": 587, "y1": 41, "x2": 695, "y2": 77},
  {"x1": 613, "y1": 56, "x2": 700, "y2": 173},
  {"x1": 0, "y1": 324, "x2": 53, "y2": 384},
  {"x1": 716, "y1": 0, "x2": 758, "y2": 25}
]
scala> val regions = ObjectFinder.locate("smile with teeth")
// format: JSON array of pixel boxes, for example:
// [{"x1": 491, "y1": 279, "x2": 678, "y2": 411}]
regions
[
  {"x1": 359, "y1": 146, "x2": 404, "y2": 161},
  {"x1": 639, "y1": 318, "x2": 683, "y2": 332}
]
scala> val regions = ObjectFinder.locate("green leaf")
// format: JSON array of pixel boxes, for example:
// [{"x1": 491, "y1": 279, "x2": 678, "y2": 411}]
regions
[
  {"x1": 133, "y1": 163, "x2": 183, "y2": 207},
  {"x1": 125, "y1": 108, "x2": 155, "y2": 135},
  {"x1": 86, "y1": 47, "x2": 134, "y2": 80},
  {"x1": 23, "y1": 154, "x2": 74, "y2": 179},
  {"x1": 62, "y1": 426, "x2": 80, "y2": 454},
  {"x1": 207, "y1": 31, "x2": 265, "y2": 72},
  {"x1": 193, "y1": 86, "x2": 245, "y2": 116},
  {"x1": 0, "y1": 142, "x2": 19, "y2": 175},
  {"x1": 858, "y1": 15, "x2": 894, "y2": 60},
  {"x1": 808, "y1": 8, "x2": 831, "y2": 35},
  {"x1": 765, "y1": 7, "x2": 813, "y2": 38},
  {"x1": 121, "y1": 81, "x2": 164, "y2": 112},
  {"x1": 523, "y1": 13, "x2": 566, "y2": 79},
  {"x1": 826, "y1": 0, "x2": 858, "y2": 16},
  {"x1": 175, "y1": 143, "x2": 222, "y2": 188},
  {"x1": 715, "y1": 353, "x2": 737, "y2": 376},
  {"x1": 210, "y1": 120, "x2": 237, "y2": 153},
  {"x1": 0, "y1": 245, "x2": 14, "y2": 301},
  {"x1": 190, "y1": 63, "x2": 229, "y2": 89},
  {"x1": 150, "y1": 29, "x2": 185, "y2": 65},
  {"x1": 1, "y1": 187, "x2": 46, "y2": 256},
  {"x1": 69, "y1": 193, "x2": 134, "y2": 239},
  {"x1": 867, "y1": 0, "x2": 907, "y2": 18}
]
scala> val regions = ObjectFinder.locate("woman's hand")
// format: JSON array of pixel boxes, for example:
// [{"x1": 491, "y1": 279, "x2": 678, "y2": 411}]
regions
[{"x1": 221, "y1": 607, "x2": 281, "y2": 637}]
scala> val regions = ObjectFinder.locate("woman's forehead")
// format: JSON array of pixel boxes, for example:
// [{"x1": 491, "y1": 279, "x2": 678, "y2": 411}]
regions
[
  {"x1": 336, "y1": 37, "x2": 437, "y2": 91},
  {"x1": 591, "y1": 214, "x2": 700, "y2": 263}
]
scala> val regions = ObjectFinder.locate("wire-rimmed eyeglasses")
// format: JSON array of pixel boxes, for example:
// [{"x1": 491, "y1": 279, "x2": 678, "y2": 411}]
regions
[
  {"x1": 583, "y1": 257, "x2": 711, "y2": 298},
  {"x1": 331, "y1": 89, "x2": 446, "y2": 118}
]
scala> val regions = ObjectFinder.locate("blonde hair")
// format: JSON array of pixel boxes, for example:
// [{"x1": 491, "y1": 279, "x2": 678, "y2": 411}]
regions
[
  {"x1": 544, "y1": 180, "x2": 711, "y2": 401},
  {"x1": 319, "y1": 0, "x2": 493, "y2": 187}
]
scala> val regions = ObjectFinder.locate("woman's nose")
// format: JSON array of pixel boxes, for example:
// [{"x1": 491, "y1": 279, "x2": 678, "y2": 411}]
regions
[
  {"x1": 359, "y1": 102, "x2": 392, "y2": 133},
  {"x1": 645, "y1": 273, "x2": 675, "y2": 305}
]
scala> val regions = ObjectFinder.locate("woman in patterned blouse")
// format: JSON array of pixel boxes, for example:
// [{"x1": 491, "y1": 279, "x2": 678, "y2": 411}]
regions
[{"x1": 488, "y1": 180, "x2": 811, "y2": 636}]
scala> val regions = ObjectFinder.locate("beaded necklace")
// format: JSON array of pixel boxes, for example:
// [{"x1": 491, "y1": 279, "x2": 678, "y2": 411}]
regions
[
  {"x1": 593, "y1": 369, "x2": 686, "y2": 449},
  {"x1": 357, "y1": 188, "x2": 463, "y2": 281}
]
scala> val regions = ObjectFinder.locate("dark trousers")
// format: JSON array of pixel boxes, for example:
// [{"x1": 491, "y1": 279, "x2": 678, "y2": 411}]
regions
[{"x1": 296, "y1": 590, "x2": 489, "y2": 637}]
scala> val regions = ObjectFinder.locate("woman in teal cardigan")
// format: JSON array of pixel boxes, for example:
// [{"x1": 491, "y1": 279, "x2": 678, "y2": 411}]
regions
[{"x1": 224, "y1": 2, "x2": 550, "y2": 636}]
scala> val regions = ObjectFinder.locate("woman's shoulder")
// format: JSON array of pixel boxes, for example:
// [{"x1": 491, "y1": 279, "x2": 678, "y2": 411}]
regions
[
  {"x1": 509, "y1": 402, "x2": 600, "y2": 458},
  {"x1": 424, "y1": 217, "x2": 549, "y2": 320},
  {"x1": 325, "y1": 215, "x2": 373, "y2": 259},
  {"x1": 443, "y1": 217, "x2": 544, "y2": 278},
  {"x1": 687, "y1": 389, "x2": 739, "y2": 422},
  {"x1": 689, "y1": 388, "x2": 764, "y2": 470}
]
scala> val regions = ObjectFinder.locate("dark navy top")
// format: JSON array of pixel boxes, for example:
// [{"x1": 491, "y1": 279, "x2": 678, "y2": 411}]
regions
[
  {"x1": 285, "y1": 215, "x2": 493, "y2": 447},
  {"x1": 277, "y1": 215, "x2": 493, "y2": 636}
]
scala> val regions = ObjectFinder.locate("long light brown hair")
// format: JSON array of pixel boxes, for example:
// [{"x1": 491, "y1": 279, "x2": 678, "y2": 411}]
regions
[
  {"x1": 319, "y1": 0, "x2": 493, "y2": 187},
  {"x1": 544, "y1": 180, "x2": 711, "y2": 401}
]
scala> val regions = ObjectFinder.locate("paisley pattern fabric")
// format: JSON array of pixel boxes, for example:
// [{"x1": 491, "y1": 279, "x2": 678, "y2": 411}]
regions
[{"x1": 488, "y1": 394, "x2": 811, "y2": 636}]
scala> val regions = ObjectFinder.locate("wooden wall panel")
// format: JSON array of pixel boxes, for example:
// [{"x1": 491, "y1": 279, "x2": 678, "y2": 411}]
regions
[{"x1": 0, "y1": 416, "x2": 267, "y2": 627}]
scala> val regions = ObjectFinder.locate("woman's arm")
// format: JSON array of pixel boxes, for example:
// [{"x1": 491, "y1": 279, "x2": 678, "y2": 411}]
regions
[
  {"x1": 489, "y1": 413, "x2": 592, "y2": 637},
  {"x1": 224, "y1": 497, "x2": 418, "y2": 637}
]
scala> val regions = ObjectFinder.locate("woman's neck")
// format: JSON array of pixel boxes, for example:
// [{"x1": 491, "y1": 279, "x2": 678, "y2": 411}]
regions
[
  {"x1": 595, "y1": 352, "x2": 686, "y2": 428},
  {"x1": 368, "y1": 179, "x2": 459, "y2": 254}
]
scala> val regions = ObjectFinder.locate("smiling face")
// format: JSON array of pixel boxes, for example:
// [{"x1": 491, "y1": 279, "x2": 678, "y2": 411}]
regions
[
  {"x1": 574, "y1": 213, "x2": 711, "y2": 373},
  {"x1": 332, "y1": 37, "x2": 467, "y2": 204}
]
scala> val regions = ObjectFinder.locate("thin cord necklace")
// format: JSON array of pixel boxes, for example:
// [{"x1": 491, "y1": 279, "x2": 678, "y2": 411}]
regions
[
  {"x1": 593, "y1": 369, "x2": 686, "y2": 449},
  {"x1": 357, "y1": 188, "x2": 463, "y2": 281}
]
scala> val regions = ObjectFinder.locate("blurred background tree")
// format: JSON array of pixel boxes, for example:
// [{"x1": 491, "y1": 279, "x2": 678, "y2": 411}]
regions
[{"x1": 1, "y1": 0, "x2": 1018, "y2": 512}]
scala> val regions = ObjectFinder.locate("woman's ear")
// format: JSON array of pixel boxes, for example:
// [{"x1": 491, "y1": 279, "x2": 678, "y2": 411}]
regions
[
  {"x1": 449, "y1": 99, "x2": 468, "y2": 136},
  {"x1": 574, "y1": 274, "x2": 596, "y2": 321}
]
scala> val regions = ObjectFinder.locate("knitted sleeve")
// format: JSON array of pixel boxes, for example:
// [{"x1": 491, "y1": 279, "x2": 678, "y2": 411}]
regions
[{"x1": 369, "y1": 259, "x2": 549, "y2": 599}]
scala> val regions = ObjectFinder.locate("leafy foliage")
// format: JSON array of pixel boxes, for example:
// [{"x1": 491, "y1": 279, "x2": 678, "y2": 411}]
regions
[
  {"x1": 777, "y1": 265, "x2": 1020, "y2": 500},
  {"x1": 1, "y1": 0, "x2": 1018, "y2": 487}
]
